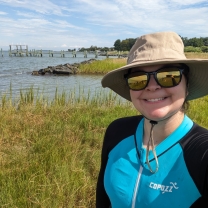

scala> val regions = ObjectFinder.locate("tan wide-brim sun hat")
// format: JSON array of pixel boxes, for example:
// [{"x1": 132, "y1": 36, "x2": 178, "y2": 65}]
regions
[{"x1": 101, "y1": 31, "x2": 208, "y2": 101}]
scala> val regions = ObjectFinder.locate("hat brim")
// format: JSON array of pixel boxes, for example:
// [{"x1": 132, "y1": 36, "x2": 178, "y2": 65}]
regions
[{"x1": 101, "y1": 59, "x2": 208, "y2": 101}]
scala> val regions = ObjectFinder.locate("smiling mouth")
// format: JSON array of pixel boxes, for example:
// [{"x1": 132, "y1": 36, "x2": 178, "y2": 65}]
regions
[{"x1": 145, "y1": 97, "x2": 166, "y2": 102}]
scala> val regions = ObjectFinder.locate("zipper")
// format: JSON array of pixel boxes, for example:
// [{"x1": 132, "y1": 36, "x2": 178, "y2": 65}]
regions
[{"x1": 131, "y1": 165, "x2": 143, "y2": 208}]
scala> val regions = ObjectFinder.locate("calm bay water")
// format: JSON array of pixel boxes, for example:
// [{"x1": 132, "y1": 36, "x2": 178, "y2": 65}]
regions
[{"x1": 0, "y1": 52, "x2": 108, "y2": 100}]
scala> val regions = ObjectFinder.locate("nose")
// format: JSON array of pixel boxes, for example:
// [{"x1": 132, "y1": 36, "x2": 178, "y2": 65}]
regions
[{"x1": 145, "y1": 75, "x2": 161, "y2": 91}]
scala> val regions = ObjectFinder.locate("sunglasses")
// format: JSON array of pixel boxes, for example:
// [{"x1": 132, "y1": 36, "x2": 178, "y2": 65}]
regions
[{"x1": 124, "y1": 66, "x2": 189, "y2": 91}]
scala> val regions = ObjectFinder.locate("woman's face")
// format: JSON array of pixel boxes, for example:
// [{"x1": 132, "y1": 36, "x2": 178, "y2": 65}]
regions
[{"x1": 130, "y1": 64, "x2": 187, "y2": 121}]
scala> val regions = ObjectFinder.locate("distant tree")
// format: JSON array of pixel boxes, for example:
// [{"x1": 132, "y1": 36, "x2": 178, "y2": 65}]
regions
[
  {"x1": 79, "y1": 47, "x2": 85, "y2": 52},
  {"x1": 103, "y1": 47, "x2": 110, "y2": 51},
  {"x1": 120, "y1": 39, "x2": 129, "y2": 51},
  {"x1": 115, "y1": 38, "x2": 137, "y2": 51},
  {"x1": 76, "y1": 35, "x2": 208, "y2": 53},
  {"x1": 181, "y1": 36, "x2": 208, "y2": 47},
  {"x1": 114, "y1": 39, "x2": 121, "y2": 51},
  {"x1": 186, "y1": 37, "x2": 204, "y2": 47},
  {"x1": 201, "y1": 46, "x2": 208, "y2": 53},
  {"x1": 128, "y1": 38, "x2": 137, "y2": 50},
  {"x1": 180, "y1": 36, "x2": 189, "y2": 47},
  {"x1": 202, "y1": 37, "x2": 208, "y2": 46},
  {"x1": 90, "y1": 45, "x2": 97, "y2": 51}
]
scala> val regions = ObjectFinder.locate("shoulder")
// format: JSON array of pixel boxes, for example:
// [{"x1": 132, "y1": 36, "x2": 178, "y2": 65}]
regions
[
  {"x1": 103, "y1": 115, "x2": 143, "y2": 154},
  {"x1": 179, "y1": 123, "x2": 208, "y2": 196},
  {"x1": 180, "y1": 123, "x2": 208, "y2": 148},
  {"x1": 180, "y1": 123, "x2": 208, "y2": 160},
  {"x1": 105, "y1": 115, "x2": 143, "y2": 137}
]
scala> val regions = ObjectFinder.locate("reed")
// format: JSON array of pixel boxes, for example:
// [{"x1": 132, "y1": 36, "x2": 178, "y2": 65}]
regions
[
  {"x1": 185, "y1": 52, "x2": 208, "y2": 59},
  {"x1": 186, "y1": 96, "x2": 208, "y2": 128},
  {"x1": 79, "y1": 53, "x2": 208, "y2": 75},
  {"x1": 0, "y1": 88, "x2": 137, "y2": 207},
  {"x1": 78, "y1": 58, "x2": 126, "y2": 74},
  {"x1": 1, "y1": 87, "x2": 208, "y2": 207}
]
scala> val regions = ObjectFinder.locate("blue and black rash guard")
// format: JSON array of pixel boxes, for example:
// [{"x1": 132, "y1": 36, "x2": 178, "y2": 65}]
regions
[{"x1": 96, "y1": 115, "x2": 208, "y2": 208}]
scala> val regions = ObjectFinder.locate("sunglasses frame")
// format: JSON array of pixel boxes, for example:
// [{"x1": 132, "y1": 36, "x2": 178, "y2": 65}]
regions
[{"x1": 124, "y1": 65, "x2": 189, "y2": 91}]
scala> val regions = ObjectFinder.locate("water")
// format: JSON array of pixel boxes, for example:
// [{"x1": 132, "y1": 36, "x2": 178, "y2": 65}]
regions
[{"x1": 0, "y1": 52, "x2": 107, "y2": 100}]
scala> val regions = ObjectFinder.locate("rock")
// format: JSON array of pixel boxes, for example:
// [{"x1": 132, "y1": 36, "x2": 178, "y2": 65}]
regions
[
  {"x1": 31, "y1": 59, "x2": 96, "y2": 76},
  {"x1": 31, "y1": 71, "x2": 39, "y2": 75}
]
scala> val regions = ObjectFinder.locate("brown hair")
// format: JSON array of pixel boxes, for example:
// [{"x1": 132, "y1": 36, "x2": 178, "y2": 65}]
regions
[{"x1": 181, "y1": 64, "x2": 189, "y2": 112}]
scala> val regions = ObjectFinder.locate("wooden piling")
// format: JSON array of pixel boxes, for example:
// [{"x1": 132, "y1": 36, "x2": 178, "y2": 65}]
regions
[
  {"x1": 84, "y1": 50, "x2": 87, "y2": 58},
  {"x1": 8, "y1": 45, "x2": 28, "y2": 57},
  {"x1": 61, "y1": 50, "x2": 65, "y2": 58},
  {"x1": 72, "y1": 50, "x2": 76, "y2": 58},
  {"x1": 118, "y1": 51, "x2": 121, "y2": 58},
  {"x1": 95, "y1": 50, "x2": 98, "y2": 58}
]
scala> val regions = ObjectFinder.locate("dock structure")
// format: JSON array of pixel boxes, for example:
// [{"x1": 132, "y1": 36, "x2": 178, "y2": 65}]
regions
[
  {"x1": 9, "y1": 45, "x2": 29, "y2": 57},
  {"x1": 72, "y1": 50, "x2": 76, "y2": 58},
  {"x1": 84, "y1": 50, "x2": 87, "y2": 58},
  {"x1": 1, "y1": 48, "x2": 3, "y2": 57},
  {"x1": 6, "y1": 45, "x2": 127, "y2": 58},
  {"x1": 7, "y1": 45, "x2": 87, "y2": 58}
]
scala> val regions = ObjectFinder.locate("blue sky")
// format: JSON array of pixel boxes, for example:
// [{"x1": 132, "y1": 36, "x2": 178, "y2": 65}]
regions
[{"x1": 0, "y1": 0, "x2": 208, "y2": 50}]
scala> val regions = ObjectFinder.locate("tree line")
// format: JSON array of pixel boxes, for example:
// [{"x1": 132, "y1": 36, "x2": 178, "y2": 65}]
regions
[
  {"x1": 113, "y1": 36, "x2": 208, "y2": 52},
  {"x1": 180, "y1": 36, "x2": 208, "y2": 53},
  {"x1": 181, "y1": 36, "x2": 208, "y2": 47},
  {"x1": 76, "y1": 46, "x2": 115, "y2": 52},
  {"x1": 77, "y1": 39, "x2": 136, "y2": 53},
  {"x1": 73, "y1": 36, "x2": 208, "y2": 53}
]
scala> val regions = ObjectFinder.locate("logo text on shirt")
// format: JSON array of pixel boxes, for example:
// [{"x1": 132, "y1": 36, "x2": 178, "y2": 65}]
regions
[{"x1": 149, "y1": 182, "x2": 179, "y2": 194}]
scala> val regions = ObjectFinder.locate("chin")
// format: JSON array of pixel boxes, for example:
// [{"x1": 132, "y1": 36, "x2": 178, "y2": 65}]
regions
[
  {"x1": 144, "y1": 109, "x2": 183, "y2": 122},
  {"x1": 143, "y1": 110, "x2": 168, "y2": 120},
  {"x1": 146, "y1": 115, "x2": 166, "y2": 122}
]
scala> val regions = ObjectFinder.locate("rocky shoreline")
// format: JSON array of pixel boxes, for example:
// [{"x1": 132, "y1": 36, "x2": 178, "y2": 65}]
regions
[{"x1": 31, "y1": 59, "x2": 97, "y2": 76}]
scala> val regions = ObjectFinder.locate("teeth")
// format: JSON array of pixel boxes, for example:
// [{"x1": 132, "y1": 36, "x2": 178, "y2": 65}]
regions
[{"x1": 147, "y1": 98, "x2": 165, "y2": 102}]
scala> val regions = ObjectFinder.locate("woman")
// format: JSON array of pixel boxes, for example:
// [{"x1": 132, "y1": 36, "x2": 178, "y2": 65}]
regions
[{"x1": 96, "y1": 31, "x2": 208, "y2": 208}]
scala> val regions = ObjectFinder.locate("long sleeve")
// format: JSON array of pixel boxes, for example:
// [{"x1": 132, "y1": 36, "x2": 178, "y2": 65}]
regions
[{"x1": 96, "y1": 124, "x2": 112, "y2": 208}]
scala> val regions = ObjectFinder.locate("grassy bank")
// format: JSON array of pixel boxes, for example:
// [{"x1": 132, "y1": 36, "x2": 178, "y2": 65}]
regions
[
  {"x1": 0, "y1": 89, "x2": 137, "y2": 207},
  {"x1": 78, "y1": 52, "x2": 208, "y2": 74},
  {"x1": 0, "y1": 88, "x2": 208, "y2": 207},
  {"x1": 185, "y1": 52, "x2": 208, "y2": 59},
  {"x1": 79, "y1": 58, "x2": 126, "y2": 74}
]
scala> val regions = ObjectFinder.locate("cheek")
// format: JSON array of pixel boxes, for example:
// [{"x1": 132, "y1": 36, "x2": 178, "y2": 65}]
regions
[
  {"x1": 167, "y1": 82, "x2": 187, "y2": 103},
  {"x1": 129, "y1": 90, "x2": 144, "y2": 112},
  {"x1": 130, "y1": 90, "x2": 142, "y2": 100}
]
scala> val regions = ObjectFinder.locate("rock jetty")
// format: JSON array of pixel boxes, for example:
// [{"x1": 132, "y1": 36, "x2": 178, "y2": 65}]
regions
[{"x1": 31, "y1": 59, "x2": 96, "y2": 75}]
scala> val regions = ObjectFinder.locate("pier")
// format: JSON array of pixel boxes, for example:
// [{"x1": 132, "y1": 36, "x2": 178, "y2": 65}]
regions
[
  {"x1": 6, "y1": 45, "x2": 100, "y2": 58},
  {"x1": 1, "y1": 45, "x2": 128, "y2": 58},
  {"x1": 9, "y1": 45, "x2": 29, "y2": 57}
]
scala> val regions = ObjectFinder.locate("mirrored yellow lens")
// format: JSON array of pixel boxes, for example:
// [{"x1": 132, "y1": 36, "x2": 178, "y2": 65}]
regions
[
  {"x1": 128, "y1": 75, "x2": 148, "y2": 90},
  {"x1": 157, "y1": 71, "x2": 180, "y2": 87}
]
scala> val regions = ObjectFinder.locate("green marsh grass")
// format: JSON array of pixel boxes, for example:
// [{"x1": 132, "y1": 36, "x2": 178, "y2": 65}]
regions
[
  {"x1": 1, "y1": 87, "x2": 208, "y2": 207},
  {"x1": 185, "y1": 52, "x2": 208, "y2": 59},
  {"x1": 78, "y1": 52, "x2": 208, "y2": 75},
  {"x1": 78, "y1": 58, "x2": 126, "y2": 74},
  {"x1": 0, "y1": 88, "x2": 137, "y2": 207},
  {"x1": 186, "y1": 96, "x2": 208, "y2": 128}
]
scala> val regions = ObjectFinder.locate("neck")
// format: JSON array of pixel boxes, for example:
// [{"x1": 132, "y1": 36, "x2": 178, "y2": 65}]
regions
[{"x1": 143, "y1": 111, "x2": 185, "y2": 147}]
